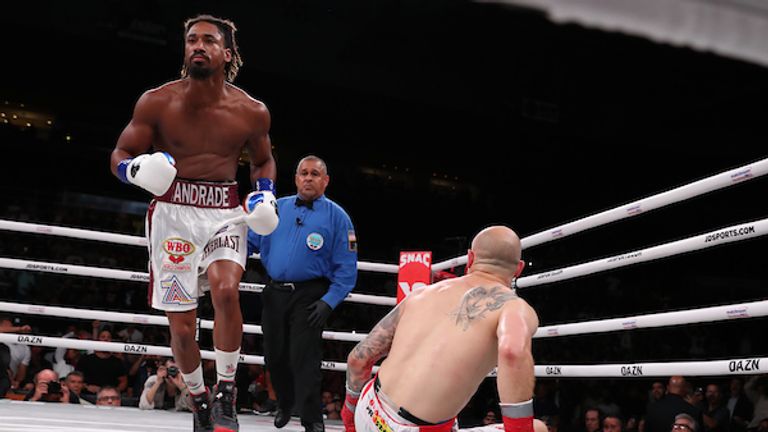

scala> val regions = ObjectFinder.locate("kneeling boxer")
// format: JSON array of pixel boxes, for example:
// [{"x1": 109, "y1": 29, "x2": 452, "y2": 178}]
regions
[{"x1": 342, "y1": 226, "x2": 538, "y2": 432}]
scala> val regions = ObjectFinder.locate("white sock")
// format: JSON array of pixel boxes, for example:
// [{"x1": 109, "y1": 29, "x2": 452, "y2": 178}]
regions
[
  {"x1": 215, "y1": 347, "x2": 240, "y2": 382},
  {"x1": 182, "y1": 364, "x2": 206, "y2": 395}
]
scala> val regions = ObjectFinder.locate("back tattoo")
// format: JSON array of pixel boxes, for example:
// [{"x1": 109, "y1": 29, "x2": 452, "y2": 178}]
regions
[{"x1": 451, "y1": 286, "x2": 517, "y2": 331}]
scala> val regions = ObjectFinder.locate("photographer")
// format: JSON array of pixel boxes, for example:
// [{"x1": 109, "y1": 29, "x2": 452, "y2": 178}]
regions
[
  {"x1": 24, "y1": 369, "x2": 77, "y2": 403},
  {"x1": 139, "y1": 358, "x2": 191, "y2": 411}
]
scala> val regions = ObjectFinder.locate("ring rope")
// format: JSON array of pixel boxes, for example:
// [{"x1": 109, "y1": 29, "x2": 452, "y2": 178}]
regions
[
  {"x1": 3, "y1": 217, "x2": 763, "y2": 301},
  {"x1": 0, "y1": 301, "x2": 366, "y2": 342},
  {"x1": 0, "y1": 257, "x2": 395, "y2": 306},
  {"x1": 431, "y1": 157, "x2": 768, "y2": 271},
  {"x1": 516, "y1": 218, "x2": 767, "y2": 289},
  {"x1": 1, "y1": 332, "x2": 763, "y2": 377},
  {"x1": 1, "y1": 296, "x2": 764, "y2": 344},
  {"x1": 2, "y1": 158, "x2": 765, "y2": 275},
  {"x1": 0, "y1": 220, "x2": 399, "y2": 274}
]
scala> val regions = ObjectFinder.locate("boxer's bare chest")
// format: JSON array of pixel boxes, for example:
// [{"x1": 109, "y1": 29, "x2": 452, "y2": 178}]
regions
[{"x1": 156, "y1": 97, "x2": 252, "y2": 158}]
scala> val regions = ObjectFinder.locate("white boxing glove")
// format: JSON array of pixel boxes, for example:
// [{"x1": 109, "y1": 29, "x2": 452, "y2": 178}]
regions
[
  {"x1": 117, "y1": 152, "x2": 177, "y2": 196},
  {"x1": 243, "y1": 178, "x2": 279, "y2": 235}
]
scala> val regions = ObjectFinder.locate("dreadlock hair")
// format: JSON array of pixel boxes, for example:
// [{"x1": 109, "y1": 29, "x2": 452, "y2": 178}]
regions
[{"x1": 181, "y1": 14, "x2": 243, "y2": 82}]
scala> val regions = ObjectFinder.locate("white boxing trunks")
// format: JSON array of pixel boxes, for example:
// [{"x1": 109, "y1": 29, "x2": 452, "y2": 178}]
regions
[
  {"x1": 355, "y1": 376, "x2": 459, "y2": 432},
  {"x1": 146, "y1": 179, "x2": 247, "y2": 312}
]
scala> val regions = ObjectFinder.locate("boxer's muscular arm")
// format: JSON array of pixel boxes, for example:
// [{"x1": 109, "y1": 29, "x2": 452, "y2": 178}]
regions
[
  {"x1": 245, "y1": 102, "x2": 276, "y2": 187},
  {"x1": 110, "y1": 91, "x2": 161, "y2": 177},
  {"x1": 345, "y1": 300, "x2": 406, "y2": 393},
  {"x1": 496, "y1": 300, "x2": 538, "y2": 403}
]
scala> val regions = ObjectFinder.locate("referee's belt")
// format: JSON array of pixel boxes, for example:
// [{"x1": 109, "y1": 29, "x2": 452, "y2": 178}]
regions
[{"x1": 267, "y1": 278, "x2": 329, "y2": 292}]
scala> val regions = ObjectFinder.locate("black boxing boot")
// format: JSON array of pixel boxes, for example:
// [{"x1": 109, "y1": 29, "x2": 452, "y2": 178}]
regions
[
  {"x1": 211, "y1": 381, "x2": 239, "y2": 432},
  {"x1": 190, "y1": 388, "x2": 214, "y2": 432}
]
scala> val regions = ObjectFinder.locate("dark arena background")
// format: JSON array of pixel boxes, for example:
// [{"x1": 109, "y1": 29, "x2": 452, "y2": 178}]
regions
[{"x1": 1, "y1": 1, "x2": 768, "y2": 431}]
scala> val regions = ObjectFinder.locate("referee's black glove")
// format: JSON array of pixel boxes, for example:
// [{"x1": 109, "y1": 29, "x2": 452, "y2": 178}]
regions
[{"x1": 307, "y1": 300, "x2": 332, "y2": 328}]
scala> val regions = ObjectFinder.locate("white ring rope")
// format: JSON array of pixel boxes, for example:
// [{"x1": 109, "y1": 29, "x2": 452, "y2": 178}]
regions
[
  {"x1": 534, "y1": 300, "x2": 768, "y2": 337},
  {"x1": 0, "y1": 257, "x2": 395, "y2": 306},
  {"x1": 432, "y1": 157, "x2": 768, "y2": 271},
  {"x1": 0, "y1": 301, "x2": 366, "y2": 342},
  {"x1": 3, "y1": 217, "x2": 764, "y2": 300},
  {"x1": 532, "y1": 358, "x2": 767, "y2": 378},
  {"x1": 0, "y1": 220, "x2": 399, "y2": 274},
  {"x1": 2, "y1": 157, "x2": 764, "y2": 275},
  {"x1": 516, "y1": 218, "x2": 767, "y2": 288},
  {"x1": 1, "y1": 297, "x2": 764, "y2": 344},
  {"x1": 1, "y1": 332, "x2": 763, "y2": 377},
  {"x1": 0, "y1": 333, "x2": 348, "y2": 372}
]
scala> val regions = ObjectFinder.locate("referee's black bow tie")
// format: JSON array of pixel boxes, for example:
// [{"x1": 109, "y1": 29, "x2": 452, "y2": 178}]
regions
[{"x1": 295, "y1": 197, "x2": 314, "y2": 209}]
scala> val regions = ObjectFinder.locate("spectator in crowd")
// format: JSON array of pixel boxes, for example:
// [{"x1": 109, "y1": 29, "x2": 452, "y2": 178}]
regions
[
  {"x1": 139, "y1": 358, "x2": 190, "y2": 411},
  {"x1": 702, "y1": 384, "x2": 729, "y2": 432},
  {"x1": 726, "y1": 377, "x2": 753, "y2": 432},
  {"x1": 541, "y1": 415, "x2": 559, "y2": 432},
  {"x1": 604, "y1": 415, "x2": 624, "y2": 432},
  {"x1": 21, "y1": 345, "x2": 54, "y2": 390},
  {"x1": 24, "y1": 369, "x2": 74, "y2": 403},
  {"x1": 672, "y1": 414, "x2": 698, "y2": 432},
  {"x1": 127, "y1": 354, "x2": 162, "y2": 400},
  {"x1": 585, "y1": 408, "x2": 604, "y2": 432},
  {"x1": 117, "y1": 325, "x2": 143, "y2": 343},
  {"x1": 0, "y1": 343, "x2": 9, "y2": 396},
  {"x1": 0, "y1": 315, "x2": 31, "y2": 391},
  {"x1": 648, "y1": 381, "x2": 667, "y2": 412},
  {"x1": 64, "y1": 371, "x2": 91, "y2": 405},
  {"x1": 483, "y1": 410, "x2": 498, "y2": 425},
  {"x1": 52, "y1": 327, "x2": 91, "y2": 377},
  {"x1": 77, "y1": 329, "x2": 128, "y2": 395},
  {"x1": 237, "y1": 363, "x2": 269, "y2": 413},
  {"x1": 646, "y1": 377, "x2": 704, "y2": 432},
  {"x1": 325, "y1": 394, "x2": 341, "y2": 420},
  {"x1": 53, "y1": 348, "x2": 83, "y2": 378},
  {"x1": 688, "y1": 387, "x2": 706, "y2": 411},
  {"x1": 744, "y1": 376, "x2": 768, "y2": 431},
  {"x1": 96, "y1": 386, "x2": 122, "y2": 406},
  {"x1": 248, "y1": 155, "x2": 358, "y2": 432},
  {"x1": 534, "y1": 381, "x2": 560, "y2": 418},
  {"x1": 757, "y1": 418, "x2": 768, "y2": 432}
]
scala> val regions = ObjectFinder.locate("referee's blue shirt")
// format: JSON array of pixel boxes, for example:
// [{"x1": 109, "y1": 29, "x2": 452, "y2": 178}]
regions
[{"x1": 247, "y1": 194, "x2": 358, "y2": 309}]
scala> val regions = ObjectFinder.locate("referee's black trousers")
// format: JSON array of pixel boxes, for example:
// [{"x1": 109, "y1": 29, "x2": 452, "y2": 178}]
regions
[{"x1": 261, "y1": 280, "x2": 328, "y2": 425}]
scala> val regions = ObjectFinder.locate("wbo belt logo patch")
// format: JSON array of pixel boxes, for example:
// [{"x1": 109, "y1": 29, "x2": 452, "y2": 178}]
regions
[
  {"x1": 160, "y1": 275, "x2": 194, "y2": 305},
  {"x1": 163, "y1": 237, "x2": 195, "y2": 264},
  {"x1": 307, "y1": 232, "x2": 324, "y2": 251}
]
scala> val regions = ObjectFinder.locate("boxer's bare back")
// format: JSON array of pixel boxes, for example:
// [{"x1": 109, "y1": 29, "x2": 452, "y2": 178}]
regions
[{"x1": 373, "y1": 277, "x2": 537, "y2": 422}]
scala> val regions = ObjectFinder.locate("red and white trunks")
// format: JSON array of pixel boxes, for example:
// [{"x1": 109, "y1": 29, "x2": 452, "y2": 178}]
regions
[
  {"x1": 146, "y1": 179, "x2": 247, "y2": 312},
  {"x1": 354, "y1": 377, "x2": 459, "y2": 432}
]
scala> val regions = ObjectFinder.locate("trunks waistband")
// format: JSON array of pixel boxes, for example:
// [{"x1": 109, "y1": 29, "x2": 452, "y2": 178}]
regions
[
  {"x1": 374, "y1": 375, "x2": 454, "y2": 427},
  {"x1": 156, "y1": 179, "x2": 240, "y2": 209}
]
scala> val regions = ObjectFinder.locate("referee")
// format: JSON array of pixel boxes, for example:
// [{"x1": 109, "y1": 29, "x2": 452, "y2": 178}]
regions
[{"x1": 247, "y1": 155, "x2": 358, "y2": 432}]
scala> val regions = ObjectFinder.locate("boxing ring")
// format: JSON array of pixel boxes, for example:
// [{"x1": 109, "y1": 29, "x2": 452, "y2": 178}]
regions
[{"x1": 1, "y1": 157, "x2": 768, "y2": 430}]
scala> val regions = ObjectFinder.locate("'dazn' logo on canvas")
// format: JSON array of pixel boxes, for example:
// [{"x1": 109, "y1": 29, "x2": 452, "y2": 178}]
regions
[{"x1": 163, "y1": 237, "x2": 195, "y2": 263}]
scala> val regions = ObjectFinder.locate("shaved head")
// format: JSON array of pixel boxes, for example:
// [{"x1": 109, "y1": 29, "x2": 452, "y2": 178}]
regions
[{"x1": 469, "y1": 226, "x2": 522, "y2": 282}]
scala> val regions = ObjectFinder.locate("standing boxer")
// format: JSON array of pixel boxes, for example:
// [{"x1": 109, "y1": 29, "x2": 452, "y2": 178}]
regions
[
  {"x1": 110, "y1": 14, "x2": 278, "y2": 432},
  {"x1": 342, "y1": 226, "x2": 538, "y2": 432}
]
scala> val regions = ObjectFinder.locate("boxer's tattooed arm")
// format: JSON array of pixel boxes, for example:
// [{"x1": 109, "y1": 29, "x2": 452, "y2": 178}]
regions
[
  {"x1": 346, "y1": 304, "x2": 403, "y2": 392},
  {"x1": 451, "y1": 286, "x2": 517, "y2": 331}
]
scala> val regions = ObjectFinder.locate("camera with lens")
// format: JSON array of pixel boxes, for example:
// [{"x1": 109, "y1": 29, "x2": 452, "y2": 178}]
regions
[
  {"x1": 167, "y1": 366, "x2": 179, "y2": 378},
  {"x1": 47, "y1": 381, "x2": 62, "y2": 394}
]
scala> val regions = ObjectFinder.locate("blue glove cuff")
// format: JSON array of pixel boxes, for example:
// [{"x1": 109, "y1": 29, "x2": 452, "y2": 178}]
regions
[
  {"x1": 254, "y1": 178, "x2": 275, "y2": 193},
  {"x1": 117, "y1": 158, "x2": 133, "y2": 184}
]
